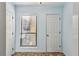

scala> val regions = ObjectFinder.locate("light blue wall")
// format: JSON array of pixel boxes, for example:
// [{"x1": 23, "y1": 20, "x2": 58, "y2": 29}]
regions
[
  {"x1": 62, "y1": 3, "x2": 75, "y2": 56},
  {"x1": 6, "y1": 3, "x2": 15, "y2": 14},
  {"x1": 15, "y1": 5, "x2": 63, "y2": 52}
]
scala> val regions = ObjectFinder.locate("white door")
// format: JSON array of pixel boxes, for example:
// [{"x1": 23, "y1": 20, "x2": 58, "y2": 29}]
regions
[
  {"x1": 6, "y1": 12, "x2": 12, "y2": 55},
  {"x1": 46, "y1": 14, "x2": 61, "y2": 52}
]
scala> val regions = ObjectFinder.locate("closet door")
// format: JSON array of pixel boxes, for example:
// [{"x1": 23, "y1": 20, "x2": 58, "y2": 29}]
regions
[{"x1": 46, "y1": 14, "x2": 61, "y2": 52}]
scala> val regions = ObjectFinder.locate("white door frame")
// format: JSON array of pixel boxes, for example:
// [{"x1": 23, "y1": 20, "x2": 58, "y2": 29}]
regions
[{"x1": 6, "y1": 11, "x2": 15, "y2": 56}]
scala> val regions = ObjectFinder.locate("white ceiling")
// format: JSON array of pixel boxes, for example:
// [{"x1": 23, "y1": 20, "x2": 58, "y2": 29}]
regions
[{"x1": 13, "y1": 2, "x2": 65, "y2": 7}]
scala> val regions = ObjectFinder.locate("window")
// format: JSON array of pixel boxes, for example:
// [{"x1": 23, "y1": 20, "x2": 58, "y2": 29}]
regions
[{"x1": 20, "y1": 16, "x2": 37, "y2": 47}]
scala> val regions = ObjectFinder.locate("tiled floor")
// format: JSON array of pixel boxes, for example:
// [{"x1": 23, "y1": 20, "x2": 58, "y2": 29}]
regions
[{"x1": 14, "y1": 52, "x2": 65, "y2": 56}]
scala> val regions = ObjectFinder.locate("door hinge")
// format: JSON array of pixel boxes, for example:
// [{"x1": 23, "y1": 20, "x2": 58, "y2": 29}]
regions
[
  {"x1": 59, "y1": 45, "x2": 62, "y2": 48},
  {"x1": 12, "y1": 48, "x2": 14, "y2": 51},
  {"x1": 59, "y1": 17, "x2": 61, "y2": 20},
  {"x1": 59, "y1": 32, "x2": 61, "y2": 34},
  {"x1": 46, "y1": 34, "x2": 49, "y2": 37},
  {"x1": 12, "y1": 16, "x2": 14, "y2": 19}
]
